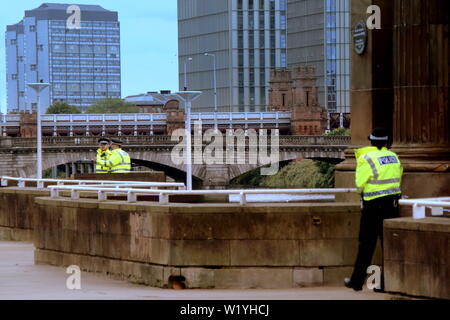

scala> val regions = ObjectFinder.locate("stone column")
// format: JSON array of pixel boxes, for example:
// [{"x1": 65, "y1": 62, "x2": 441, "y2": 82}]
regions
[
  {"x1": 336, "y1": 0, "x2": 450, "y2": 202},
  {"x1": 390, "y1": 0, "x2": 450, "y2": 197}
]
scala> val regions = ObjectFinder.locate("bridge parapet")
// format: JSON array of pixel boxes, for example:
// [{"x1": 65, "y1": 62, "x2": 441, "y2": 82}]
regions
[{"x1": 0, "y1": 135, "x2": 351, "y2": 149}]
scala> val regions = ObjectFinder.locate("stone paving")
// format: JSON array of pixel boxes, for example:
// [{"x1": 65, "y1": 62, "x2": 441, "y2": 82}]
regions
[{"x1": 0, "y1": 241, "x2": 385, "y2": 300}]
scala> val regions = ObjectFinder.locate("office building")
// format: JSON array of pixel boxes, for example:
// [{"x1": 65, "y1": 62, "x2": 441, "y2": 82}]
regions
[
  {"x1": 178, "y1": 0, "x2": 288, "y2": 112},
  {"x1": 287, "y1": 0, "x2": 351, "y2": 127},
  {"x1": 6, "y1": 3, "x2": 121, "y2": 113}
]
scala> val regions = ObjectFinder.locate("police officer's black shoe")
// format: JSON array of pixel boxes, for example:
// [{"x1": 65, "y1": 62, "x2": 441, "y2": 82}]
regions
[{"x1": 344, "y1": 278, "x2": 363, "y2": 291}]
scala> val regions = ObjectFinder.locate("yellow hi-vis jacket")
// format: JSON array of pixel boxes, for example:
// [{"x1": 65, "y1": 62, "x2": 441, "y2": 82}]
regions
[
  {"x1": 96, "y1": 148, "x2": 112, "y2": 174},
  {"x1": 97, "y1": 148, "x2": 131, "y2": 174},
  {"x1": 355, "y1": 146, "x2": 403, "y2": 201}
]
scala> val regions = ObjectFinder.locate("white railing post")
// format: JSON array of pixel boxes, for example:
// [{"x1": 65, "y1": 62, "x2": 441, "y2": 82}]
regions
[
  {"x1": 18, "y1": 180, "x2": 25, "y2": 188},
  {"x1": 159, "y1": 193, "x2": 169, "y2": 205},
  {"x1": 71, "y1": 190, "x2": 79, "y2": 200},
  {"x1": 239, "y1": 192, "x2": 247, "y2": 205},
  {"x1": 127, "y1": 191, "x2": 137, "y2": 203},
  {"x1": 37, "y1": 181, "x2": 44, "y2": 189},
  {"x1": 413, "y1": 204, "x2": 426, "y2": 219},
  {"x1": 50, "y1": 188, "x2": 58, "y2": 199},
  {"x1": 98, "y1": 191, "x2": 107, "y2": 201},
  {"x1": 1, "y1": 178, "x2": 7, "y2": 187}
]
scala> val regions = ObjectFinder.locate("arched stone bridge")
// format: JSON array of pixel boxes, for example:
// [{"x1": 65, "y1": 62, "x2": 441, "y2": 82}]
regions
[{"x1": 0, "y1": 135, "x2": 350, "y2": 187}]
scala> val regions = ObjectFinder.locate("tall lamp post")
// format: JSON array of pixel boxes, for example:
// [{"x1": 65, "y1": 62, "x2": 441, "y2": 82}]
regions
[
  {"x1": 183, "y1": 57, "x2": 193, "y2": 91},
  {"x1": 27, "y1": 81, "x2": 50, "y2": 179},
  {"x1": 204, "y1": 53, "x2": 218, "y2": 132},
  {"x1": 174, "y1": 91, "x2": 202, "y2": 191}
]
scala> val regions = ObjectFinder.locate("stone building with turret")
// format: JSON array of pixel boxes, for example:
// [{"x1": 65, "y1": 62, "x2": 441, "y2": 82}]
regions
[{"x1": 268, "y1": 66, "x2": 327, "y2": 135}]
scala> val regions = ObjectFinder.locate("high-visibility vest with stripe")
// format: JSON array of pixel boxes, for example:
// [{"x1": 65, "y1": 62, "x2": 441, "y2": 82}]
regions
[
  {"x1": 96, "y1": 148, "x2": 131, "y2": 174},
  {"x1": 96, "y1": 149, "x2": 112, "y2": 174},
  {"x1": 355, "y1": 147, "x2": 403, "y2": 201}
]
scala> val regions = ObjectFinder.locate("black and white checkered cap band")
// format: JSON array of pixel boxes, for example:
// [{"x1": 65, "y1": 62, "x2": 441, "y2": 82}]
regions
[{"x1": 369, "y1": 135, "x2": 388, "y2": 141}]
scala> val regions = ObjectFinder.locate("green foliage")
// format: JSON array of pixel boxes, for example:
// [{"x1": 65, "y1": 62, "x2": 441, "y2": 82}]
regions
[
  {"x1": 261, "y1": 160, "x2": 327, "y2": 188},
  {"x1": 85, "y1": 98, "x2": 139, "y2": 114},
  {"x1": 46, "y1": 101, "x2": 81, "y2": 114},
  {"x1": 325, "y1": 127, "x2": 350, "y2": 136}
]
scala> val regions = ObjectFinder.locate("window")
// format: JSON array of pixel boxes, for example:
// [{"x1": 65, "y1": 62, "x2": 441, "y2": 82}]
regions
[
  {"x1": 259, "y1": 0, "x2": 265, "y2": 10},
  {"x1": 30, "y1": 64, "x2": 37, "y2": 71},
  {"x1": 10, "y1": 39, "x2": 17, "y2": 45},
  {"x1": 37, "y1": 44, "x2": 44, "y2": 51},
  {"x1": 29, "y1": 25, "x2": 36, "y2": 32},
  {"x1": 18, "y1": 91, "x2": 24, "y2": 97},
  {"x1": 17, "y1": 56, "x2": 23, "y2": 62},
  {"x1": 31, "y1": 103, "x2": 38, "y2": 110},
  {"x1": 11, "y1": 74, "x2": 18, "y2": 80}
]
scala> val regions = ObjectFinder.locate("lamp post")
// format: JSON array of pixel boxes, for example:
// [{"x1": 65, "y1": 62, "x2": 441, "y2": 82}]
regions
[
  {"x1": 27, "y1": 81, "x2": 50, "y2": 179},
  {"x1": 204, "y1": 53, "x2": 218, "y2": 132},
  {"x1": 183, "y1": 57, "x2": 193, "y2": 91},
  {"x1": 174, "y1": 91, "x2": 202, "y2": 191}
]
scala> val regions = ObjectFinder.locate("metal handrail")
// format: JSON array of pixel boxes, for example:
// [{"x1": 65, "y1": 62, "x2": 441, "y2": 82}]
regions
[
  {"x1": 399, "y1": 197, "x2": 450, "y2": 219},
  {"x1": 47, "y1": 184, "x2": 357, "y2": 205},
  {"x1": 0, "y1": 176, "x2": 185, "y2": 190}
]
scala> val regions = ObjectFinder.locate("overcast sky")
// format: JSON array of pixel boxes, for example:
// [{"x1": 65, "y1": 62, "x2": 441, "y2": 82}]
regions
[{"x1": 0, "y1": 0, "x2": 179, "y2": 113}]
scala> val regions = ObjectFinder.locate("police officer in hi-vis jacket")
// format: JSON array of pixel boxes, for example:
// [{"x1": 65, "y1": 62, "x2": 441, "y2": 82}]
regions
[{"x1": 344, "y1": 128, "x2": 403, "y2": 292}]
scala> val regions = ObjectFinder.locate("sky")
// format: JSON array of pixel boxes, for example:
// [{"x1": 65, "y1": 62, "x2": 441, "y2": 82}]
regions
[{"x1": 0, "y1": 0, "x2": 179, "y2": 113}]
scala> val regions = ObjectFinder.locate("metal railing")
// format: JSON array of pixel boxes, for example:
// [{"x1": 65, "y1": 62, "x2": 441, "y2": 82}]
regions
[
  {"x1": 0, "y1": 176, "x2": 185, "y2": 190},
  {"x1": 0, "y1": 135, "x2": 351, "y2": 148},
  {"x1": 399, "y1": 197, "x2": 450, "y2": 219},
  {"x1": 46, "y1": 185, "x2": 357, "y2": 205}
]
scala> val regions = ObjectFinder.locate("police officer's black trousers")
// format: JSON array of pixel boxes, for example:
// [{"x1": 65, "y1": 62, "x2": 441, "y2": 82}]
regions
[{"x1": 350, "y1": 194, "x2": 400, "y2": 289}]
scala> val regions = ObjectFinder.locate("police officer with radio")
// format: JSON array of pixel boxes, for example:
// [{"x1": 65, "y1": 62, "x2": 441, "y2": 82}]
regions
[{"x1": 344, "y1": 128, "x2": 403, "y2": 292}]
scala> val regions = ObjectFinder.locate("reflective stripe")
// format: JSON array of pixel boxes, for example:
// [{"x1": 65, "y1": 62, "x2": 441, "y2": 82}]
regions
[
  {"x1": 364, "y1": 155, "x2": 379, "y2": 179},
  {"x1": 110, "y1": 169, "x2": 131, "y2": 173},
  {"x1": 367, "y1": 178, "x2": 401, "y2": 185},
  {"x1": 363, "y1": 188, "x2": 401, "y2": 198}
]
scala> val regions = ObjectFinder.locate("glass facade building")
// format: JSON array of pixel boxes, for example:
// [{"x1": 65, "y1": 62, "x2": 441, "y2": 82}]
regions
[
  {"x1": 287, "y1": 0, "x2": 350, "y2": 125},
  {"x1": 178, "y1": 0, "x2": 287, "y2": 112},
  {"x1": 6, "y1": 3, "x2": 121, "y2": 113}
]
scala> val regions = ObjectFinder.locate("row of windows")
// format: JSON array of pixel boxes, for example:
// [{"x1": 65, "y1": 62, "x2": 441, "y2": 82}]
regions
[
  {"x1": 51, "y1": 36, "x2": 119, "y2": 42},
  {"x1": 52, "y1": 59, "x2": 118, "y2": 65},
  {"x1": 51, "y1": 21, "x2": 119, "y2": 28},
  {"x1": 237, "y1": 0, "x2": 281, "y2": 11},
  {"x1": 51, "y1": 28, "x2": 119, "y2": 36},
  {"x1": 52, "y1": 75, "x2": 120, "y2": 81},
  {"x1": 52, "y1": 67, "x2": 120, "y2": 73},
  {"x1": 53, "y1": 83, "x2": 119, "y2": 90}
]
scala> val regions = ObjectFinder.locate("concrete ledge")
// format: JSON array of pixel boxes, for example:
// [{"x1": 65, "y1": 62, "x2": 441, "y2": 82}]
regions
[
  {"x1": 0, "y1": 226, "x2": 33, "y2": 242},
  {"x1": 384, "y1": 217, "x2": 450, "y2": 300}
]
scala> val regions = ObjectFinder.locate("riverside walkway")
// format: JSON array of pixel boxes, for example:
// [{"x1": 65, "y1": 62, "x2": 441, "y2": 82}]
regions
[{"x1": 0, "y1": 241, "x2": 384, "y2": 300}]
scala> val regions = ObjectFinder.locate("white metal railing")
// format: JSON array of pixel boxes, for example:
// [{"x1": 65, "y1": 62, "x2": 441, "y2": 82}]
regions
[
  {"x1": 399, "y1": 197, "x2": 450, "y2": 219},
  {"x1": 46, "y1": 185, "x2": 357, "y2": 205},
  {"x1": 0, "y1": 176, "x2": 185, "y2": 190}
]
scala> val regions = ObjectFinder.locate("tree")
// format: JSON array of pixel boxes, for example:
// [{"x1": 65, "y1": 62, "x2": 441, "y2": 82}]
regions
[
  {"x1": 85, "y1": 98, "x2": 139, "y2": 114},
  {"x1": 46, "y1": 101, "x2": 81, "y2": 114}
]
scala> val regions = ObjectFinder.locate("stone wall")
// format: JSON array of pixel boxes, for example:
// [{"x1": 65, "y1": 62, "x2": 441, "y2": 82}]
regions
[
  {"x1": 33, "y1": 197, "x2": 381, "y2": 289},
  {"x1": 0, "y1": 188, "x2": 49, "y2": 241},
  {"x1": 384, "y1": 217, "x2": 450, "y2": 299}
]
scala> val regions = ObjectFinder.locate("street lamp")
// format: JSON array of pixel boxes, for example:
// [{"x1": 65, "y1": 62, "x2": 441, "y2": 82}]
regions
[
  {"x1": 174, "y1": 91, "x2": 202, "y2": 191},
  {"x1": 204, "y1": 53, "x2": 218, "y2": 132},
  {"x1": 183, "y1": 57, "x2": 193, "y2": 91},
  {"x1": 27, "y1": 81, "x2": 50, "y2": 179}
]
